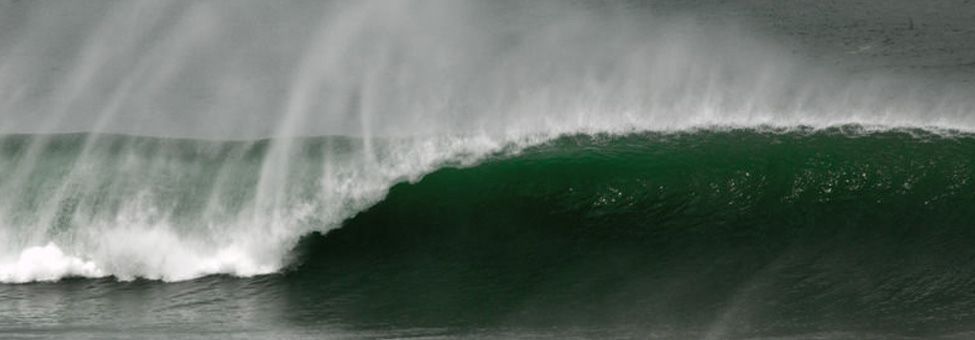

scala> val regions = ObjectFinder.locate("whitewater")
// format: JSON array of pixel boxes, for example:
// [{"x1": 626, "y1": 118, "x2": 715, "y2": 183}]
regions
[{"x1": 0, "y1": 0, "x2": 973, "y2": 285}]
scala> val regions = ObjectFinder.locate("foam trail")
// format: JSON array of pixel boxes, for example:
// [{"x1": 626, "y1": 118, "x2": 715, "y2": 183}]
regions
[{"x1": 0, "y1": 0, "x2": 972, "y2": 282}]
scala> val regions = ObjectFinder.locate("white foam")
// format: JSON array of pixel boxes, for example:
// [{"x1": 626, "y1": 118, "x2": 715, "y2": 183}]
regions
[
  {"x1": 0, "y1": 133, "x2": 513, "y2": 283},
  {"x1": 90, "y1": 226, "x2": 279, "y2": 282},
  {"x1": 0, "y1": 226, "x2": 281, "y2": 283},
  {"x1": 0, "y1": 0, "x2": 973, "y2": 284},
  {"x1": 0, "y1": 243, "x2": 105, "y2": 283}
]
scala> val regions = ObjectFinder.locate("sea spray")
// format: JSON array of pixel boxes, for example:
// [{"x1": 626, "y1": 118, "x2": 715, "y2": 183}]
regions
[{"x1": 0, "y1": 1, "x2": 972, "y2": 282}]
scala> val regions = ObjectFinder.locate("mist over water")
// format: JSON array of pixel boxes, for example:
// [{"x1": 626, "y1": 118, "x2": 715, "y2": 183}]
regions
[
  {"x1": 0, "y1": 0, "x2": 972, "y2": 284},
  {"x1": 6, "y1": 1, "x2": 975, "y2": 338},
  {"x1": 3, "y1": 0, "x2": 973, "y2": 138}
]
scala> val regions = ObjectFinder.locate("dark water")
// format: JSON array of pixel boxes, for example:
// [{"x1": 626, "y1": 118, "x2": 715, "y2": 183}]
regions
[{"x1": 4, "y1": 127, "x2": 975, "y2": 339}]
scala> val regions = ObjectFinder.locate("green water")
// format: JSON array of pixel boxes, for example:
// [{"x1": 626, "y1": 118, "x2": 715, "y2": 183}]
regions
[{"x1": 4, "y1": 127, "x2": 975, "y2": 338}]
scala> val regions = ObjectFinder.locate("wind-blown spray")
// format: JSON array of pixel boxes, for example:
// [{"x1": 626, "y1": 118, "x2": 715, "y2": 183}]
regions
[{"x1": 0, "y1": 0, "x2": 971, "y2": 282}]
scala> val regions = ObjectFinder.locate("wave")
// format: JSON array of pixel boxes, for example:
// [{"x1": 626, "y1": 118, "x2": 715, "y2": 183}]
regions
[
  {"x1": 1, "y1": 0, "x2": 975, "y2": 287},
  {"x1": 0, "y1": 132, "x2": 505, "y2": 282},
  {"x1": 2, "y1": 126, "x2": 974, "y2": 284},
  {"x1": 2, "y1": 1, "x2": 975, "y2": 336},
  {"x1": 288, "y1": 127, "x2": 975, "y2": 335}
]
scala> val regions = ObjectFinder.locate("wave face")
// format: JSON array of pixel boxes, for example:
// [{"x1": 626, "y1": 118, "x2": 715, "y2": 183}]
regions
[
  {"x1": 294, "y1": 128, "x2": 975, "y2": 337},
  {"x1": 4, "y1": 128, "x2": 975, "y2": 338}
]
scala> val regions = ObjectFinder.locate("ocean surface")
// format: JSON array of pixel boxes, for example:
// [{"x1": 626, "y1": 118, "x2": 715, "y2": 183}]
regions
[
  {"x1": 4, "y1": 127, "x2": 975, "y2": 339},
  {"x1": 3, "y1": 0, "x2": 975, "y2": 338}
]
